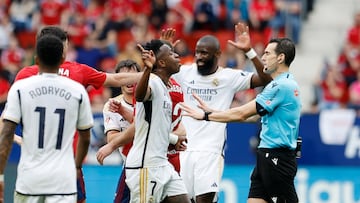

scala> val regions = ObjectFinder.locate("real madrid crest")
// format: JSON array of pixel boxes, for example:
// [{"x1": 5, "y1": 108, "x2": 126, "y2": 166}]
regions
[{"x1": 212, "y1": 78, "x2": 219, "y2": 86}]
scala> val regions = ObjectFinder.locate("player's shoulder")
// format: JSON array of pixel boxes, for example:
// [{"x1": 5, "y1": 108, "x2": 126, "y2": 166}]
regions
[
  {"x1": 62, "y1": 61, "x2": 92, "y2": 69},
  {"x1": 179, "y1": 63, "x2": 197, "y2": 72},
  {"x1": 15, "y1": 65, "x2": 39, "y2": 81},
  {"x1": 218, "y1": 66, "x2": 253, "y2": 78}
]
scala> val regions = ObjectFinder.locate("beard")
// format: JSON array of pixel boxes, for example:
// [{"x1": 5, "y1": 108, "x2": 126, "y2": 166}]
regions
[{"x1": 196, "y1": 58, "x2": 216, "y2": 75}]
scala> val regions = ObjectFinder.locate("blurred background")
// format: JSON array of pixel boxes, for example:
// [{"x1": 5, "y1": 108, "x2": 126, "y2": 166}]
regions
[{"x1": 2, "y1": 0, "x2": 360, "y2": 202}]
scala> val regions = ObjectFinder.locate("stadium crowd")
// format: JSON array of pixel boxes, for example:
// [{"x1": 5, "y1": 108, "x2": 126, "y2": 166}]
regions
[
  {"x1": 311, "y1": 11, "x2": 360, "y2": 115},
  {"x1": 0, "y1": 0, "x2": 315, "y2": 114}
]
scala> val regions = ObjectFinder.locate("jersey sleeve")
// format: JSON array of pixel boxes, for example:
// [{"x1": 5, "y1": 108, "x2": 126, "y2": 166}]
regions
[
  {"x1": 103, "y1": 110, "x2": 128, "y2": 134},
  {"x1": 2, "y1": 83, "x2": 22, "y2": 123},
  {"x1": 256, "y1": 81, "x2": 285, "y2": 113},
  {"x1": 77, "y1": 90, "x2": 94, "y2": 130},
  {"x1": 229, "y1": 68, "x2": 253, "y2": 92},
  {"x1": 14, "y1": 66, "x2": 39, "y2": 82},
  {"x1": 80, "y1": 63, "x2": 107, "y2": 89}
]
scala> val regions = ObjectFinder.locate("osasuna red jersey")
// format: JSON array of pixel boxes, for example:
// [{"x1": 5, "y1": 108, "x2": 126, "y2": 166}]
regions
[
  {"x1": 169, "y1": 78, "x2": 183, "y2": 131},
  {"x1": 167, "y1": 78, "x2": 184, "y2": 173},
  {"x1": 15, "y1": 61, "x2": 106, "y2": 88}
]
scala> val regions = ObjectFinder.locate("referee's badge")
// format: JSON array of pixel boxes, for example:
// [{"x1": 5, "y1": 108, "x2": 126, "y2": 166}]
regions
[{"x1": 212, "y1": 78, "x2": 219, "y2": 86}]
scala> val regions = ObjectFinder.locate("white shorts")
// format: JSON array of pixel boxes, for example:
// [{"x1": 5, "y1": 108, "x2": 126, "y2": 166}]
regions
[
  {"x1": 179, "y1": 151, "x2": 224, "y2": 199},
  {"x1": 14, "y1": 191, "x2": 77, "y2": 203},
  {"x1": 125, "y1": 163, "x2": 188, "y2": 203}
]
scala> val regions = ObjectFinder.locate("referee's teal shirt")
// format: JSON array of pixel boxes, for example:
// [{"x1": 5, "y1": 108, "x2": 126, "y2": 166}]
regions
[{"x1": 256, "y1": 72, "x2": 301, "y2": 150}]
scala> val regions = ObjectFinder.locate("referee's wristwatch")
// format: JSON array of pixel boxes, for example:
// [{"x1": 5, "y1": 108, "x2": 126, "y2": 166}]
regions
[{"x1": 203, "y1": 111, "x2": 212, "y2": 121}]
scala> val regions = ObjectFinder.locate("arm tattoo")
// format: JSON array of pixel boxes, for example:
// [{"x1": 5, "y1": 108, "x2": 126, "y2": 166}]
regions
[{"x1": 0, "y1": 120, "x2": 17, "y2": 174}]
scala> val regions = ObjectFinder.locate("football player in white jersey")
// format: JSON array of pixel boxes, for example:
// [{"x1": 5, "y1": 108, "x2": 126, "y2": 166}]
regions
[
  {"x1": 102, "y1": 59, "x2": 140, "y2": 203},
  {"x1": 0, "y1": 35, "x2": 93, "y2": 203},
  {"x1": 124, "y1": 39, "x2": 190, "y2": 203},
  {"x1": 170, "y1": 22, "x2": 272, "y2": 202}
]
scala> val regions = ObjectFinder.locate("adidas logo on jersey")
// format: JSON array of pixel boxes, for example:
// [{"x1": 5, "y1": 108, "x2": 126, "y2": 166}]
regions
[
  {"x1": 211, "y1": 182, "x2": 218, "y2": 188},
  {"x1": 189, "y1": 80, "x2": 195, "y2": 84}
]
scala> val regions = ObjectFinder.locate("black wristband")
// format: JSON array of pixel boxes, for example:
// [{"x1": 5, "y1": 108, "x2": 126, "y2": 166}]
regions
[{"x1": 203, "y1": 111, "x2": 212, "y2": 121}]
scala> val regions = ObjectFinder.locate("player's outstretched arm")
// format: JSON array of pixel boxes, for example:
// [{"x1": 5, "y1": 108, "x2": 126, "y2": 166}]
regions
[
  {"x1": 96, "y1": 123, "x2": 135, "y2": 165},
  {"x1": 104, "y1": 72, "x2": 143, "y2": 87},
  {"x1": 181, "y1": 99, "x2": 258, "y2": 123}
]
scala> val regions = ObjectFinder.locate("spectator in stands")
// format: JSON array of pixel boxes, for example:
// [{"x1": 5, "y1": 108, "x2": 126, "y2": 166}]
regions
[
  {"x1": 248, "y1": 0, "x2": 275, "y2": 32},
  {"x1": 337, "y1": 47, "x2": 359, "y2": 87},
  {"x1": 168, "y1": 0, "x2": 194, "y2": 34},
  {"x1": 348, "y1": 70, "x2": 360, "y2": 113},
  {"x1": 339, "y1": 11, "x2": 360, "y2": 86},
  {"x1": 75, "y1": 36, "x2": 111, "y2": 70},
  {"x1": 116, "y1": 40, "x2": 143, "y2": 68},
  {"x1": 38, "y1": 0, "x2": 65, "y2": 26},
  {"x1": 224, "y1": 0, "x2": 249, "y2": 29},
  {"x1": 84, "y1": 0, "x2": 105, "y2": 29},
  {"x1": 66, "y1": 11, "x2": 92, "y2": 49},
  {"x1": 149, "y1": 0, "x2": 168, "y2": 30},
  {"x1": 345, "y1": 11, "x2": 360, "y2": 48},
  {"x1": 0, "y1": 35, "x2": 25, "y2": 83},
  {"x1": 88, "y1": 14, "x2": 118, "y2": 57},
  {"x1": 161, "y1": 9, "x2": 186, "y2": 40},
  {"x1": 219, "y1": 42, "x2": 247, "y2": 69},
  {"x1": 103, "y1": 0, "x2": 134, "y2": 32},
  {"x1": 8, "y1": 0, "x2": 37, "y2": 33},
  {"x1": 269, "y1": 0, "x2": 302, "y2": 45},
  {"x1": 0, "y1": 15, "x2": 13, "y2": 54},
  {"x1": 131, "y1": 13, "x2": 156, "y2": 45},
  {"x1": 192, "y1": 0, "x2": 220, "y2": 31},
  {"x1": 317, "y1": 63, "x2": 348, "y2": 110},
  {"x1": 0, "y1": 70, "x2": 10, "y2": 112}
]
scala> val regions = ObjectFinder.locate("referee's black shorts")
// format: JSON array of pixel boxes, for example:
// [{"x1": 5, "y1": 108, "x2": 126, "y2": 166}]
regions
[{"x1": 248, "y1": 148, "x2": 298, "y2": 203}]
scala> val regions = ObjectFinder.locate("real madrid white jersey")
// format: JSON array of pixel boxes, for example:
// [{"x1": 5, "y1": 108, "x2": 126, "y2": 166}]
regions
[
  {"x1": 125, "y1": 74, "x2": 173, "y2": 168},
  {"x1": 3, "y1": 73, "x2": 93, "y2": 195},
  {"x1": 103, "y1": 94, "x2": 133, "y2": 160},
  {"x1": 172, "y1": 64, "x2": 253, "y2": 155}
]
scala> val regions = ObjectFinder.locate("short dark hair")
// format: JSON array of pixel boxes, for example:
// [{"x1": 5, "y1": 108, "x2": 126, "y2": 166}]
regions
[
  {"x1": 143, "y1": 39, "x2": 165, "y2": 56},
  {"x1": 269, "y1": 38, "x2": 296, "y2": 67},
  {"x1": 36, "y1": 35, "x2": 64, "y2": 67},
  {"x1": 115, "y1": 59, "x2": 141, "y2": 73},
  {"x1": 37, "y1": 26, "x2": 68, "y2": 42},
  {"x1": 142, "y1": 39, "x2": 166, "y2": 71}
]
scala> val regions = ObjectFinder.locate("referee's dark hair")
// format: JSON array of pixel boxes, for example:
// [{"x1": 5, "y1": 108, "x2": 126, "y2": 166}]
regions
[{"x1": 36, "y1": 35, "x2": 64, "y2": 68}]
